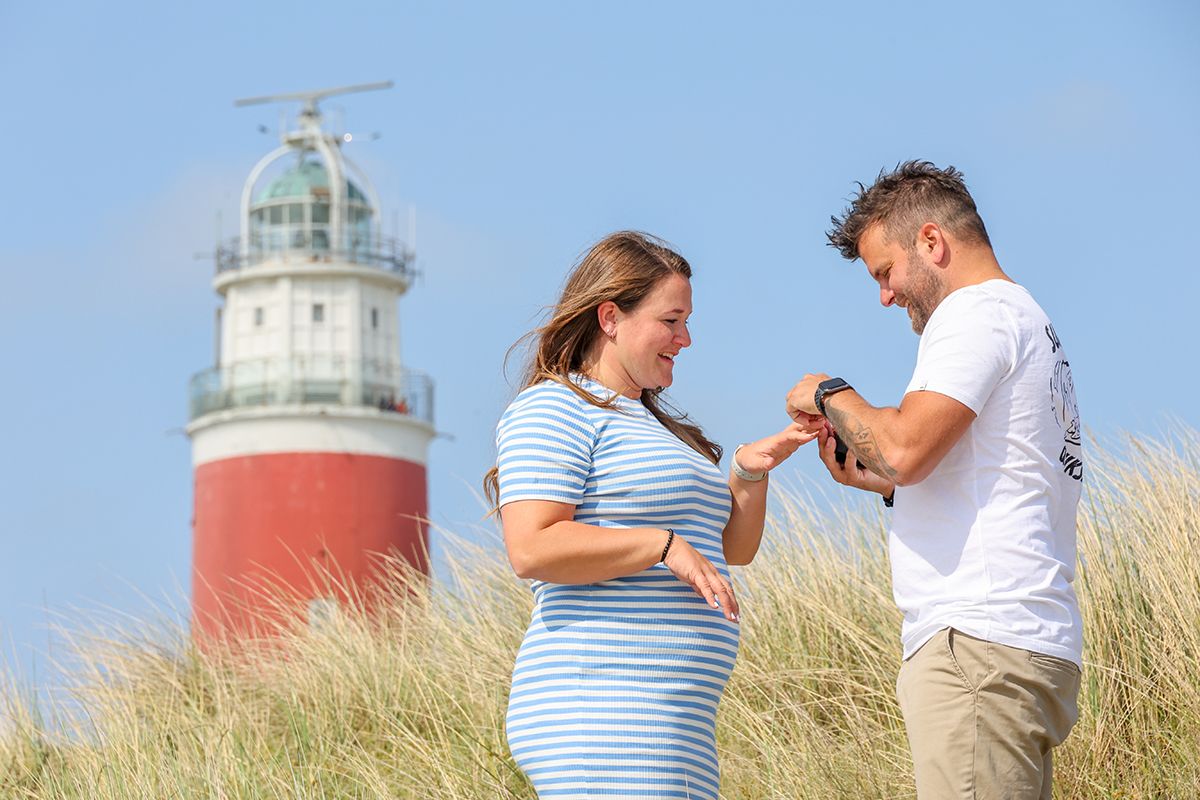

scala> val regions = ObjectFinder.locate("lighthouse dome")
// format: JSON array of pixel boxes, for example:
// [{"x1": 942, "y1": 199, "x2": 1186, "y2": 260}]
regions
[{"x1": 256, "y1": 159, "x2": 369, "y2": 205}]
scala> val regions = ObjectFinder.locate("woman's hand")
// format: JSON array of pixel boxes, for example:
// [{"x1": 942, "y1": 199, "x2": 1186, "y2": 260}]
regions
[
  {"x1": 733, "y1": 419, "x2": 822, "y2": 476},
  {"x1": 816, "y1": 422, "x2": 896, "y2": 498},
  {"x1": 663, "y1": 534, "x2": 740, "y2": 622}
]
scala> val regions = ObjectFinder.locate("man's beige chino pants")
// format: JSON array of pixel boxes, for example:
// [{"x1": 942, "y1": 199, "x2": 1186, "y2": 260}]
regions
[{"x1": 896, "y1": 627, "x2": 1081, "y2": 800}]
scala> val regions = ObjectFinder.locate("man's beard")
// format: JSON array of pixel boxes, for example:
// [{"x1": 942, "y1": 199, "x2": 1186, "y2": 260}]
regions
[{"x1": 904, "y1": 256, "x2": 945, "y2": 335}]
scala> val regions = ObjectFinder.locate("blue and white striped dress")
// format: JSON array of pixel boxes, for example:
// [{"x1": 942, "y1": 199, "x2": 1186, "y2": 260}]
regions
[{"x1": 496, "y1": 376, "x2": 738, "y2": 800}]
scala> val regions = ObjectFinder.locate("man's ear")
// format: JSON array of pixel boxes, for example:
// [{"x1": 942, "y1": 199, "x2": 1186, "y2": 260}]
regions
[{"x1": 920, "y1": 222, "x2": 949, "y2": 267}]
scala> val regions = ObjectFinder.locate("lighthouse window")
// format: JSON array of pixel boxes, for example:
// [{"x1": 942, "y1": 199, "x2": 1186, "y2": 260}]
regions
[
  {"x1": 312, "y1": 203, "x2": 330, "y2": 224},
  {"x1": 371, "y1": 308, "x2": 379, "y2": 329},
  {"x1": 254, "y1": 307, "x2": 264, "y2": 326},
  {"x1": 269, "y1": 205, "x2": 283, "y2": 225},
  {"x1": 288, "y1": 203, "x2": 304, "y2": 224},
  {"x1": 312, "y1": 303, "x2": 325, "y2": 323}
]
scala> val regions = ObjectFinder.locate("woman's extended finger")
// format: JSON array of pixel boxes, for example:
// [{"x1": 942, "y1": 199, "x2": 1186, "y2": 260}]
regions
[
  {"x1": 778, "y1": 425, "x2": 818, "y2": 444},
  {"x1": 790, "y1": 429, "x2": 820, "y2": 445},
  {"x1": 757, "y1": 427, "x2": 821, "y2": 464}
]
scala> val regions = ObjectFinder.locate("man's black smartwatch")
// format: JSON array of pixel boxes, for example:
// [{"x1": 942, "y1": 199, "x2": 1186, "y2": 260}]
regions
[{"x1": 814, "y1": 377, "x2": 854, "y2": 416}]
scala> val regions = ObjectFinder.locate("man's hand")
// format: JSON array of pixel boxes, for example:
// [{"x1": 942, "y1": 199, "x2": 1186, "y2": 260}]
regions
[
  {"x1": 815, "y1": 422, "x2": 895, "y2": 497},
  {"x1": 786, "y1": 373, "x2": 832, "y2": 420}
]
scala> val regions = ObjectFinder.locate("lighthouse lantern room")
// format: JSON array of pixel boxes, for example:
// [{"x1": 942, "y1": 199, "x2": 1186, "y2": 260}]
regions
[{"x1": 186, "y1": 82, "x2": 433, "y2": 639}]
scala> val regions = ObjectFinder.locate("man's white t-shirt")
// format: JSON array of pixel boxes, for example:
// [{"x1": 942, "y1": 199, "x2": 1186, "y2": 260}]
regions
[{"x1": 892, "y1": 279, "x2": 1084, "y2": 666}]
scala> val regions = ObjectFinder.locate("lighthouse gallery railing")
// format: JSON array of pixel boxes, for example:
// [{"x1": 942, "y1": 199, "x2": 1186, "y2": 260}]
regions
[
  {"x1": 213, "y1": 233, "x2": 415, "y2": 277},
  {"x1": 188, "y1": 358, "x2": 433, "y2": 424}
]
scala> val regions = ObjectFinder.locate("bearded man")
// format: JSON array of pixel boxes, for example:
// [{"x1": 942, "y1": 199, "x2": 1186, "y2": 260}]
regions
[{"x1": 787, "y1": 161, "x2": 1084, "y2": 800}]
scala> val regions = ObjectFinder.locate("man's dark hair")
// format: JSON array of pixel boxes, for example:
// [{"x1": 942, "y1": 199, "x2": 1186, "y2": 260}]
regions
[{"x1": 826, "y1": 160, "x2": 992, "y2": 261}]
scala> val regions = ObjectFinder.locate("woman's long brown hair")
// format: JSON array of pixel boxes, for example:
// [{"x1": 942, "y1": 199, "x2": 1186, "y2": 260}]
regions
[{"x1": 483, "y1": 231, "x2": 722, "y2": 510}]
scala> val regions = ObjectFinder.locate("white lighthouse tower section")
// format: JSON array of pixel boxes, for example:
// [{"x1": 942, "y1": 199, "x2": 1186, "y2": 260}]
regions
[{"x1": 188, "y1": 83, "x2": 433, "y2": 462}]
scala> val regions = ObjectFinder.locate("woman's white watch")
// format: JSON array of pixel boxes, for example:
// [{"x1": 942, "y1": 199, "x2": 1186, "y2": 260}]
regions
[{"x1": 731, "y1": 444, "x2": 767, "y2": 482}]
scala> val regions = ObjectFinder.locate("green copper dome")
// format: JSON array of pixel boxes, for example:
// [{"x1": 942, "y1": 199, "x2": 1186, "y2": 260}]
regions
[{"x1": 256, "y1": 159, "x2": 368, "y2": 204}]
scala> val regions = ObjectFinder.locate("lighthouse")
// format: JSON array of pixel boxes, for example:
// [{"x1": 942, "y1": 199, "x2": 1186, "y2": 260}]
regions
[{"x1": 186, "y1": 82, "x2": 433, "y2": 639}]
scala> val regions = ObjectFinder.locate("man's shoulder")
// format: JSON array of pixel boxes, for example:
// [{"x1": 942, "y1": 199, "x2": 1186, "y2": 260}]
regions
[
  {"x1": 927, "y1": 281, "x2": 1048, "y2": 337},
  {"x1": 971, "y1": 280, "x2": 1052, "y2": 322},
  {"x1": 943, "y1": 279, "x2": 1026, "y2": 311}
]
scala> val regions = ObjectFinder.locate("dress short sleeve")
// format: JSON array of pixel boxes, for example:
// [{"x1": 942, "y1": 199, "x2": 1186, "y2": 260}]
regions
[{"x1": 496, "y1": 383, "x2": 597, "y2": 508}]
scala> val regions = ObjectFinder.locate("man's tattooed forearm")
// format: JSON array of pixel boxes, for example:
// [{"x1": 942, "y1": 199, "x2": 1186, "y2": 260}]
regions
[{"x1": 826, "y1": 406, "x2": 899, "y2": 480}]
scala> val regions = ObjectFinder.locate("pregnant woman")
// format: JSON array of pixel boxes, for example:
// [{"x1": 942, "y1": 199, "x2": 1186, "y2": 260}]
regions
[{"x1": 484, "y1": 231, "x2": 819, "y2": 799}]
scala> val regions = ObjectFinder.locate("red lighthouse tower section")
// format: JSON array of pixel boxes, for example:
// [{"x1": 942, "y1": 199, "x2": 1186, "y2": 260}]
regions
[{"x1": 186, "y1": 83, "x2": 433, "y2": 639}]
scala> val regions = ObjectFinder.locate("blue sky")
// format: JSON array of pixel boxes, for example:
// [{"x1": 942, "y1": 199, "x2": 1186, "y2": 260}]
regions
[{"x1": 2, "y1": 1, "x2": 1197, "y2": 687}]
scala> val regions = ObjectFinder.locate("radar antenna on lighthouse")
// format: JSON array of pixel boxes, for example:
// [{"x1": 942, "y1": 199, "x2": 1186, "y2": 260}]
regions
[{"x1": 187, "y1": 82, "x2": 433, "y2": 640}]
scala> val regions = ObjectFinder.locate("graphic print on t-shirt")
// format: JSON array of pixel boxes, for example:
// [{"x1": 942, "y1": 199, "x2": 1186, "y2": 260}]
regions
[{"x1": 1046, "y1": 324, "x2": 1082, "y2": 480}]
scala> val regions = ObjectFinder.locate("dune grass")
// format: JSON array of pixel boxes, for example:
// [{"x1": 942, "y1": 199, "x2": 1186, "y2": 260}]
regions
[{"x1": 2, "y1": 430, "x2": 1198, "y2": 799}]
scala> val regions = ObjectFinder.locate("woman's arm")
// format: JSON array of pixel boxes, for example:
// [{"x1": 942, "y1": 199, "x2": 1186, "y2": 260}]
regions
[
  {"x1": 501, "y1": 499, "x2": 665, "y2": 582},
  {"x1": 501, "y1": 499, "x2": 741, "y2": 621},
  {"x1": 722, "y1": 421, "x2": 821, "y2": 565},
  {"x1": 723, "y1": 469, "x2": 770, "y2": 566}
]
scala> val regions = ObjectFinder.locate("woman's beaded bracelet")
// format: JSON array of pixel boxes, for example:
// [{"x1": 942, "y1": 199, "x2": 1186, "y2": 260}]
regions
[{"x1": 660, "y1": 528, "x2": 676, "y2": 562}]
